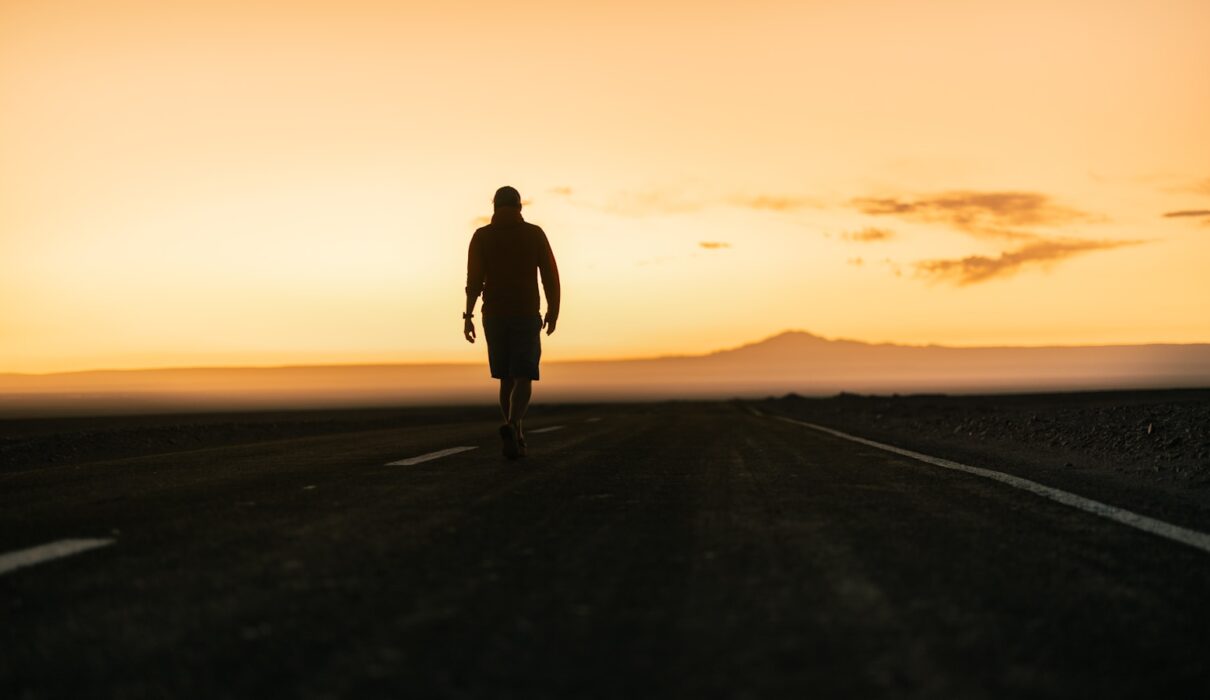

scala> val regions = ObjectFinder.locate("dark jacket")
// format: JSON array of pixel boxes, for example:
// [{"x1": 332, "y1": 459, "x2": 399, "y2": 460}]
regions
[{"x1": 465, "y1": 210, "x2": 561, "y2": 319}]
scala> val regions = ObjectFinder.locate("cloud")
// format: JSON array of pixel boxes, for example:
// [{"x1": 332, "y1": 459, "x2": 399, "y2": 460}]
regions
[
  {"x1": 1189, "y1": 178, "x2": 1210, "y2": 196},
  {"x1": 548, "y1": 186, "x2": 574, "y2": 197},
  {"x1": 601, "y1": 189, "x2": 704, "y2": 216},
  {"x1": 847, "y1": 257, "x2": 864, "y2": 267},
  {"x1": 698, "y1": 241, "x2": 731, "y2": 250},
  {"x1": 727, "y1": 195, "x2": 822, "y2": 212},
  {"x1": 914, "y1": 238, "x2": 1141, "y2": 285},
  {"x1": 852, "y1": 191, "x2": 1089, "y2": 240},
  {"x1": 1162, "y1": 209, "x2": 1210, "y2": 223},
  {"x1": 595, "y1": 188, "x2": 823, "y2": 217},
  {"x1": 841, "y1": 227, "x2": 894, "y2": 242}
]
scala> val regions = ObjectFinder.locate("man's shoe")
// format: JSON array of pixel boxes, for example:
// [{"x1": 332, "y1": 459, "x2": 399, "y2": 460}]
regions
[
  {"x1": 517, "y1": 434, "x2": 527, "y2": 458},
  {"x1": 499, "y1": 424, "x2": 520, "y2": 460}
]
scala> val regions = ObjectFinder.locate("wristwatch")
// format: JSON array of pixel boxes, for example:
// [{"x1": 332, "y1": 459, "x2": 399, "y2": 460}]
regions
[{"x1": 462, "y1": 313, "x2": 474, "y2": 320}]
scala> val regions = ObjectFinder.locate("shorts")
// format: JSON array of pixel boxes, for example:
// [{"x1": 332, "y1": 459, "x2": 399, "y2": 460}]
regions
[{"x1": 483, "y1": 314, "x2": 543, "y2": 380}]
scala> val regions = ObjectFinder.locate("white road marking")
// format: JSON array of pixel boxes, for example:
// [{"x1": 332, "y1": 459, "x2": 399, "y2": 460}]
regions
[
  {"x1": 528, "y1": 425, "x2": 565, "y2": 434},
  {"x1": 0, "y1": 539, "x2": 115, "y2": 577},
  {"x1": 774, "y1": 416, "x2": 1210, "y2": 556},
  {"x1": 748, "y1": 407, "x2": 765, "y2": 417},
  {"x1": 585, "y1": 417, "x2": 603, "y2": 423},
  {"x1": 387, "y1": 446, "x2": 478, "y2": 466}
]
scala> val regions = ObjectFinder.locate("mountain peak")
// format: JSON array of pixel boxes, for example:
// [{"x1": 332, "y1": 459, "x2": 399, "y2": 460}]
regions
[
  {"x1": 710, "y1": 330, "x2": 848, "y2": 358},
  {"x1": 761, "y1": 330, "x2": 830, "y2": 344}
]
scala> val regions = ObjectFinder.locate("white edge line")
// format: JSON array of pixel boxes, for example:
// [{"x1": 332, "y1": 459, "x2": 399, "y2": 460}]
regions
[
  {"x1": 0, "y1": 538, "x2": 115, "y2": 577},
  {"x1": 773, "y1": 415, "x2": 1210, "y2": 556},
  {"x1": 387, "y1": 446, "x2": 478, "y2": 466},
  {"x1": 528, "y1": 425, "x2": 565, "y2": 434}
]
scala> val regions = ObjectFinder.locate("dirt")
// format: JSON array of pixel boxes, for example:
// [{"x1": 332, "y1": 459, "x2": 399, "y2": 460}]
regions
[{"x1": 760, "y1": 388, "x2": 1210, "y2": 488}]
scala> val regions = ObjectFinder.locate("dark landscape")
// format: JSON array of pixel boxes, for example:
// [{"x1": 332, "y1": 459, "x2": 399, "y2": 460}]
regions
[{"x1": 4, "y1": 389, "x2": 1210, "y2": 697}]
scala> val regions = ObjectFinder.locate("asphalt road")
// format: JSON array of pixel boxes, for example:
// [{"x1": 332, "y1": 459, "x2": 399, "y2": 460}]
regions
[{"x1": 4, "y1": 402, "x2": 1210, "y2": 698}]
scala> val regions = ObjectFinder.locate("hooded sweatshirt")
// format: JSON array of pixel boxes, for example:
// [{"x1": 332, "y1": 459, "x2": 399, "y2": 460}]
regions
[{"x1": 465, "y1": 209, "x2": 561, "y2": 319}]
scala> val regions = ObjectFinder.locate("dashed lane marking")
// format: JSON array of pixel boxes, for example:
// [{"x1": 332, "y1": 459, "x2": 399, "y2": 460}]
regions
[
  {"x1": 386, "y1": 446, "x2": 478, "y2": 466},
  {"x1": 774, "y1": 415, "x2": 1210, "y2": 556},
  {"x1": 0, "y1": 539, "x2": 115, "y2": 577},
  {"x1": 528, "y1": 425, "x2": 565, "y2": 434}
]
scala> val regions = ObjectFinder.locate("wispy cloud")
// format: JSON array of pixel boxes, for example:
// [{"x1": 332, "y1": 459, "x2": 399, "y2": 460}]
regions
[
  {"x1": 601, "y1": 189, "x2": 704, "y2": 217},
  {"x1": 727, "y1": 195, "x2": 822, "y2": 212},
  {"x1": 548, "y1": 186, "x2": 574, "y2": 197},
  {"x1": 847, "y1": 257, "x2": 864, "y2": 267},
  {"x1": 699, "y1": 241, "x2": 731, "y2": 250},
  {"x1": 841, "y1": 227, "x2": 894, "y2": 242},
  {"x1": 1162, "y1": 209, "x2": 1210, "y2": 224},
  {"x1": 915, "y1": 238, "x2": 1141, "y2": 285},
  {"x1": 846, "y1": 189, "x2": 1144, "y2": 285},
  {"x1": 594, "y1": 188, "x2": 823, "y2": 217},
  {"x1": 852, "y1": 191, "x2": 1089, "y2": 240}
]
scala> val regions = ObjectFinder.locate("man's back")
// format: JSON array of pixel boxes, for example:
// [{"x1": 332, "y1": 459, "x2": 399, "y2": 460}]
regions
[{"x1": 466, "y1": 210, "x2": 560, "y2": 319}]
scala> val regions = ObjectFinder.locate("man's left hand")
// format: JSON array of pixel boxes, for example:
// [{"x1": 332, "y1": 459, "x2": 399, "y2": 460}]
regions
[
  {"x1": 543, "y1": 314, "x2": 557, "y2": 336},
  {"x1": 463, "y1": 318, "x2": 476, "y2": 343}
]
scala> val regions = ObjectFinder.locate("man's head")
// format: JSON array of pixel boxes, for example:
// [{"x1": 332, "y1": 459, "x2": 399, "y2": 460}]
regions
[{"x1": 493, "y1": 186, "x2": 522, "y2": 210}]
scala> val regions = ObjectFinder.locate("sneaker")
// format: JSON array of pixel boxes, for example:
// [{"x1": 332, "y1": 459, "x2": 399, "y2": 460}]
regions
[
  {"x1": 499, "y1": 424, "x2": 520, "y2": 460},
  {"x1": 517, "y1": 434, "x2": 528, "y2": 458}
]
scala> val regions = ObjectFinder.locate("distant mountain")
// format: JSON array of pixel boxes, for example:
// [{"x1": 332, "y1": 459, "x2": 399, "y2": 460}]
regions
[
  {"x1": 2, "y1": 331, "x2": 1208, "y2": 416},
  {"x1": 544, "y1": 331, "x2": 1210, "y2": 398},
  {"x1": 706, "y1": 330, "x2": 1210, "y2": 379}
]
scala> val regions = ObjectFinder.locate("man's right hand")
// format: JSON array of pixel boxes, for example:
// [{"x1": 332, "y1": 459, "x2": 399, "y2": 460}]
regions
[
  {"x1": 463, "y1": 318, "x2": 476, "y2": 343},
  {"x1": 542, "y1": 314, "x2": 557, "y2": 336}
]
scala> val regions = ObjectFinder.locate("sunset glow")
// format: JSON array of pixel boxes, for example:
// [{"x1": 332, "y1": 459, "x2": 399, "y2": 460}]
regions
[{"x1": 4, "y1": 0, "x2": 1209, "y2": 373}]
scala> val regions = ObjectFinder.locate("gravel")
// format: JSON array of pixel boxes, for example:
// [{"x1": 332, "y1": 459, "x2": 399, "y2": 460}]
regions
[{"x1": 762, "y1": 389, "x2": 1210, "y2": 487}]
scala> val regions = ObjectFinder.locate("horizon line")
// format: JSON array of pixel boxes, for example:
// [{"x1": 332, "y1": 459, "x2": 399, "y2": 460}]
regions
[{"x1": 6, "y1": 330, "x2": 1210, "y2": 378}]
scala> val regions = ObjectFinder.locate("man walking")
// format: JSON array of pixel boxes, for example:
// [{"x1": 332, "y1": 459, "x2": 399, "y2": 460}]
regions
[{"x1": 464, "y1": 186, "x2": 561, "y2": 459}]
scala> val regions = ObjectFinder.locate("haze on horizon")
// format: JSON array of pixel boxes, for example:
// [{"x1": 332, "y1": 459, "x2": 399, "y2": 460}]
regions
[
  {"x1": 4, "y1": 331, "x2": 1208, "y2": 417},
  {"x1": 3, "y1": 0, "x2": 1209, "y2": 375}
]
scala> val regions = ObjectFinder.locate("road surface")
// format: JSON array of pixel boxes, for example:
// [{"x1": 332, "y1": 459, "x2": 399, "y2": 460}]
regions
[{"x1": 3, "y1": 402, "x2": 1209, "y2": 698}]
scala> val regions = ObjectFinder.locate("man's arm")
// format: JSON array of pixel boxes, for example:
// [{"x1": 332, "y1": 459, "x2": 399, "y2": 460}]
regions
[
  {"x1": 464, "y1": 231, "x2": 484, "y2": 343},
  {"x1": 537, "y1": 230, "x2": 561, "y2": 336}
]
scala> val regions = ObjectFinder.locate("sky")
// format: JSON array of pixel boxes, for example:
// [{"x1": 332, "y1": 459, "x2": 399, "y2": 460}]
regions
[{"x1": 2, "y1": 0, "x2": 1209, "y2": 373}]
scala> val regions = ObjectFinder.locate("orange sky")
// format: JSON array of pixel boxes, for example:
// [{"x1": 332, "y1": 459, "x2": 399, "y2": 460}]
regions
[{"x1": 3, "y1": 0, "x2": 1209, "y2": 373}]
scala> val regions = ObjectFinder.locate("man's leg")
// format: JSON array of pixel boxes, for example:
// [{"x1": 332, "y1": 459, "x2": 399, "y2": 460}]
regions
[
  {"x1": 498, "y1": 377, "x2": 515, "y2": 422},
  {"x1": 497, "y1": 377, "x2": 521, "y2": 459},
  {"x1": 508, "y1": 378, "x2": 532, "y2": 436}
]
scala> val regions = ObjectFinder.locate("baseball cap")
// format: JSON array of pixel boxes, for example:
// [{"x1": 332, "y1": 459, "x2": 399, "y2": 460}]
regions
[{"x1": 493, "y1": 186, "x2": 522, "y2": 207}]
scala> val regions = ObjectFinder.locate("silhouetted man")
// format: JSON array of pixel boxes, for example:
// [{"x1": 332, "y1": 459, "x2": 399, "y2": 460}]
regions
[{"x1": 464, "y1": 186, "x2": 561, "y2": 459}]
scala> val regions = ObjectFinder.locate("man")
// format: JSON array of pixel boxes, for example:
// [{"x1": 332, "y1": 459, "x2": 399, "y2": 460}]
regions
[{"x1": 464, "y1": 186, "x2": 561, "y2": 459}]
